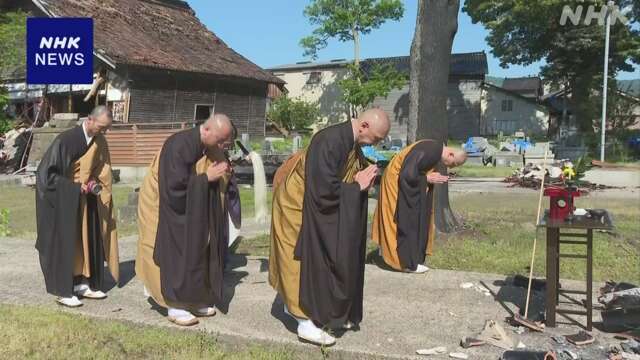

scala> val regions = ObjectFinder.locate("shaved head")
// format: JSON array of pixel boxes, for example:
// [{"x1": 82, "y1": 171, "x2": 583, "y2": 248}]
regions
[
  {"x1": 441, "y1": 146, "x2": 467, "y2": 168},
  {"x1": 204, "y1": 114, "x2": 232, "y2": 133},
  {"x1": 201, "y1": 113, "x2": 234, "y2": 149},
  {"x1": 353, "y1": 108, "x2": 390, "y2": 145},
  {"x1": 85, "y1": 105, "x2": 112, "y2": 137}
]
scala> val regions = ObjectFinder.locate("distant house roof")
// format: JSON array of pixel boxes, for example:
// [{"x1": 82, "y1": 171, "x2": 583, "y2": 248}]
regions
[
  {"x1": 268, "y1": 51, "x2": 489, "y2": 77},
  {"x1": 543, "y1": 80, "x2": 640, "y2": 114},
  {"x1": 485, "y1": 76, "x2": 542, "y2": 98},
  {"x1": 267, "y1": 59, "x2": 351, "y2": 72},
  {"x1": 483, "y1": 82, "x2": 549, "y2": 109},
  {"x1": 360, "y1": 51, "x2": 488, "y2": 77},
  {"x1": 30, "y1": 0, "x2": 283, "y2": 84}
]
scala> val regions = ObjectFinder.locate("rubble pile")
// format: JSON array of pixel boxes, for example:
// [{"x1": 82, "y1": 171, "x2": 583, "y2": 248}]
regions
[
  {"x1": 504, "y1": 160, "x2": 613, "y2": 191},
  {"x1": 0, "y1": 127, "x2": 31, "y2": 173},
  {"x1": 599, "y1": 281, "x2": 640, "y2": 336}
]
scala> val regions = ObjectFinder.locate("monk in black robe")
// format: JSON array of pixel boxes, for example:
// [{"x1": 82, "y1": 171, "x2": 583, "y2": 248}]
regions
[
  {"x1": 373, "y1": 142, "x2": 466, "y2": 273},
  {"x1": 136, "y1": 114, "x2": 237, "y2": 326},
  {"x1": 36, "y1": 106, "x2": 119, "y2": 307},
  {"x1": 270, "y1": 109, "x2": 390, "y2": 345}
]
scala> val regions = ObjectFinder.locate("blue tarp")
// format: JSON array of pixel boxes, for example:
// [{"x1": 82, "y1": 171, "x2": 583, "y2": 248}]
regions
[
  {"x1": 362, "y1": 145, "x2": 388, "y2": 162},
  {"x1": 512, "y1": 139, "x2": 532, "y2": 152}
]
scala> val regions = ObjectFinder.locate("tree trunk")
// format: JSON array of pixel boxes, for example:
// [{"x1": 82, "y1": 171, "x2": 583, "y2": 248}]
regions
[
  {"x1": 351, "y1": 28, "x2": 361, "y2": 118},
  {"x1": 413, "y1": 0, "x2": 461, "y2": 233},
  {"x1": 353, "y1": 28, "x2": 360, "y2": 67},
  {"x1": 570, "y1": 71, "x2": 599, "y2": 134},
  {"x1": 407, "y1": 0, "x2": 424, "y2": 145}
]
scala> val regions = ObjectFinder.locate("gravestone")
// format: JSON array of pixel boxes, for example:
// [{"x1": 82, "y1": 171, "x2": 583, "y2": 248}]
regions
[{"x1": 27, "y1": 113, "x2": 80, "y2": 166}]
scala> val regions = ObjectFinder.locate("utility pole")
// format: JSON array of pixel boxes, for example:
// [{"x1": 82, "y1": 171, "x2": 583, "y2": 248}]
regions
[{"x1": 600, "y1": 1, "x2": 614, "y2": 162}]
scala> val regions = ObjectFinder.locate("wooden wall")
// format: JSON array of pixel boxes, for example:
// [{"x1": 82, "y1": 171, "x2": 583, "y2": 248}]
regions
[
  {"x1": 105, "y1": 123, "x2": 192, "y2": 166},
  {"x1": 125, "y1": 69, "x2": 268, "y2": 138}
]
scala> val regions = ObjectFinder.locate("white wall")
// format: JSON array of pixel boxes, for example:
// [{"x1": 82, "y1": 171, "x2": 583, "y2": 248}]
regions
[
  {"x1": 273, "y1": 67, "x2": 350, "y2": 126},
  {"x1": 481, "y1": 87, "x2": 549, "y2": 136}
]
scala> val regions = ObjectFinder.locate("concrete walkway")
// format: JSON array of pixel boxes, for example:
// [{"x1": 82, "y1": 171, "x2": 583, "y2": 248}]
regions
[{"x1": 0, "y1": 236, "x2": 619, "y2": 359}]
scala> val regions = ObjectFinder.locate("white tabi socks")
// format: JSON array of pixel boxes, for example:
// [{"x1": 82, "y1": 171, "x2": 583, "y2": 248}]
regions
[
  {"x1": 57, "y1": 296, "x2": 82, "y2": 307},
  {"x1": 74, "y1": 283, "x2": 107, "y2": 299},
  {"x1": 192, "y1": 306, "x2": 216, "y2": 317},
  {"x1": 404, "y1": 264, "x2": 430, "y2": 274},
  {"x1": 167, "y1": 308, "x2": 198, "y2": 326},
  {"x1": 284, "y1": 305, "x2": 336, "y2": 346}
]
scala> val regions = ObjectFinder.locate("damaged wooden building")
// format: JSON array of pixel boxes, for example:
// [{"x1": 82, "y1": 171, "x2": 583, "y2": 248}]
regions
[{"x1": 2, "y1": 0, "x2": 284, "y2": 166}]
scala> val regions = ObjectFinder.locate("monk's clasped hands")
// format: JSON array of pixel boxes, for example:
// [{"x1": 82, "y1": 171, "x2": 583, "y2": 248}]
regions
[
  {"x1": 354, "y1": 164, "x2": 378, "y2": 191},
  {"x1": 426, "y1": 172, "x2": 449, "y2": 184},
  {"x1": 207, "y1": 161, "x2": 231, "y2": 182}
]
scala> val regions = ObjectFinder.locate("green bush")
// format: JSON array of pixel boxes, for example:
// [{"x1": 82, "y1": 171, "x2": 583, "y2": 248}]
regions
[
  {"x1": 584, "y1": 130, "x2": 640, "y2": 163},
  {"x1": 0, "y1": 87, "x2": 13, "y2": 135},
  {"x1": 267, "y1": 96, "x2": 320, "y2": 131},
  {"x1": 0, "y1": 209, "x2": 10, "y2": 236}
]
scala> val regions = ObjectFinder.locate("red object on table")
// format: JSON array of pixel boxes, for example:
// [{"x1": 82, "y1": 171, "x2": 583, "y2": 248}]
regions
[{"x1": 543, "y1": 186, "x2": 580, "y2": 221}]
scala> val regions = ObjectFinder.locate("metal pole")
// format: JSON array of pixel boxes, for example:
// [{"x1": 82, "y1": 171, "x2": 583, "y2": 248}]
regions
[{"x1": 600, "y1": 1, "x2": 613, "y2": 162}]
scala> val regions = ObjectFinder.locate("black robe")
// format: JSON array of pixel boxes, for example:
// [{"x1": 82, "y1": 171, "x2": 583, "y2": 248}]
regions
[
  {"x1": 153, "y1": 127, "x2": 226, "y2": 307},
  {"x1": 295, "y1": 121, "x2": 368, "y2": 328},
  {"x1": 395, "y1": 140, "x2": 443, "y2": 271},
  {"x1": 35, "y1": 125, "x2": 102, "y2": 297}
]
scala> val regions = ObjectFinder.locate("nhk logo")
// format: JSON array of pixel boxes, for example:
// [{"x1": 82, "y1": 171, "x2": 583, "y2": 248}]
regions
[
  {"x1": 559, "y1": 4, "x2": 631, "y2": 26},
  {"x1": 36, "y1": 37, "x2": 85, "y2": 66},
  {"x1": 27, "y1": 18, "x2": 93, "y2": 84}
]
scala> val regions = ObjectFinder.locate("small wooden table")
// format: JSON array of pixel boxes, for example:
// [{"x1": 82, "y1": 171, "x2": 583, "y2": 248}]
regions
[{"x1": 538, "y1": 209, "x2": 613, "y2": 330}]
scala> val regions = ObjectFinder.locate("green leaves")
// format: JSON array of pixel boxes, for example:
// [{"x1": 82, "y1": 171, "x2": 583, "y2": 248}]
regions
[
  {"x1": 338, "y1": 62, "x2": 407, "y2": 113},
  {"x1": 300, "y1": 0, "x2": 404, "y2": 60},
  {"x1": 0, "y1": 10, "x2": 28, "y2": 79},
  {"x1": 464, "y1": 0, "x2": 639, "y2": 133},
  {"x1": 0, "y1": 209, "x2": 10, "y2": 237},
  {"x1": 0, "y1": 86, "x2": 12, "y2": 135},
  {"x1": 267, "y1": 96, "x2": 321, "y2": 131}
]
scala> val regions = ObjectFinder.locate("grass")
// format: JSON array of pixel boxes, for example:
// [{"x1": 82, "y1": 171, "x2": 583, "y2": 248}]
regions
[
  {"x1": 236, "y1": 192, "x2": 640, "y2": 283},
  {"x1": 239, "y1": 186, "x2": 272, "y2": 219},
  {"x1": 2, "y1": 185, "x2": 638, "y2": 282},
  {"x1": 430, "y1": 192, "x2": 640, "y2": 283},
  {"x1": 0, "y1": 304, "x2": 295, "y2": 359},
  {"x1": 0, "y1": 185, "x2": 270, "y2": 239},
  {"x1": 451, "y1": 164, "x2": 517, "y2": 178},
  {"x1": 0, "y1": 184, "x2": 135, "y2": 239}
]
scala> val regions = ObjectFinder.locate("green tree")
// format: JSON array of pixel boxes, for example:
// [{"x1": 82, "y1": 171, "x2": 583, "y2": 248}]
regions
[
  {"x1": 0, "y1": 10, "x2": 27, "y2": 79},
  {"x1": 301, "y1": 0, "x2": 406, "y2": 117},
  {"x1": 0, "y1": 87, "x2": 12, "y2": 135},
  {"x1": 301, "y1": 0, "x2": 404, "y2": 65},
  {"x1": 339, "y1": 63, "x2": 407, "y2": 114},
  {"x1": 267, "y1": 96, "x2": 321, "y2": 132},
  {"x1": 463, "y1": 0, "x2": 640, "y2": 133},
  {"x1": 0, "y1": 10, "x2": 27, "y2": 133}
]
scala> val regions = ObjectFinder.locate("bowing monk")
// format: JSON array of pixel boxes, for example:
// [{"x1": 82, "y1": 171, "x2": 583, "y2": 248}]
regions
[
  {"x1": 35, "y1": 106, "x2": 119, "y2": 307},
  {"x1": 136, "y1": 114, "x2": 241, "y2": 326},
  {"x1": 372, "y1": 141, "x2": 466, "y2": 273},
  {"x1": 269, "y1": 109, "x2": 390, "y2": 346}
]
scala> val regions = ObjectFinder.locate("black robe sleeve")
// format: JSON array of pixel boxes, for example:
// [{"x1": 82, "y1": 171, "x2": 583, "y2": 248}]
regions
[
  {"x1": 154, "y1": 128, "x2": 225, "y2": 307},
  {"x1": 395, "y1": 140, "x2": 443, "y2": 271},
  {"x1": 35, "y1": 126, "x2": 88, "y2": 297},
  {"x1": 227, "y1": 174, "x2": 241, "y2": 229},
  {"x1": 295, "y1": 122, "x2": 368, "y2": 328}
]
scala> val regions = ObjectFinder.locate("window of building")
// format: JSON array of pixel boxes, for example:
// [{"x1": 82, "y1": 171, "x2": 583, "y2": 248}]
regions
[
  {"x1": 501, "y1": 99, "x2": 513, "y2": 112},
  {"x1": 306, "y1": 71, "x2": 322, "y2": 85},
  {"x1": 495, "y1": 119, "x2": 517, "y2": 134},
  {"x1": 194, "y1": 104, "x2": 214, "y2": 123}
]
